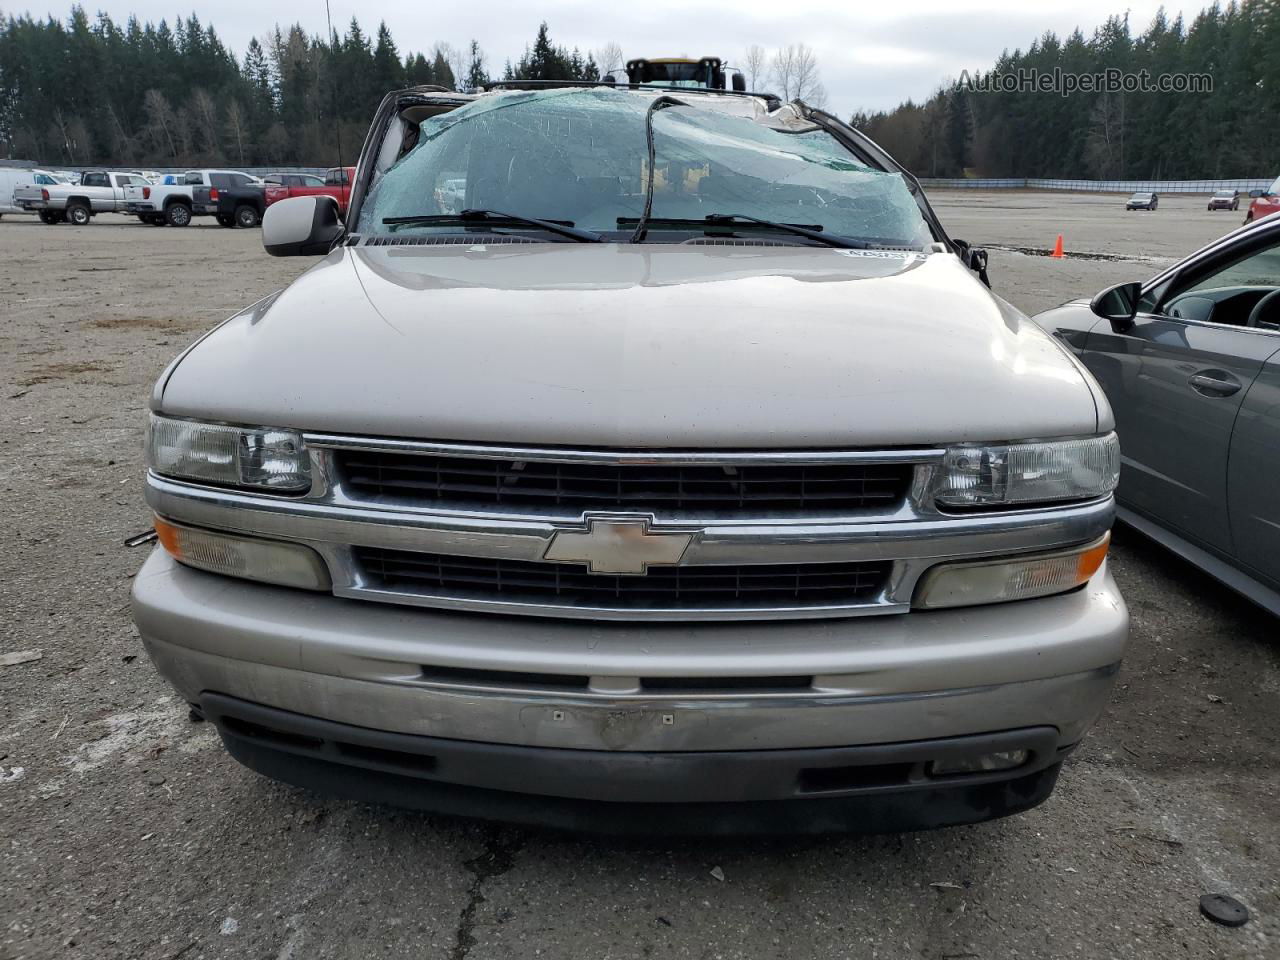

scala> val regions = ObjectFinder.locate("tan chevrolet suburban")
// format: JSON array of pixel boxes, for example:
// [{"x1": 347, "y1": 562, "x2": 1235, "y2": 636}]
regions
[{"x1": 131, "y1": 84, "x2": 1127, "y2": 833}]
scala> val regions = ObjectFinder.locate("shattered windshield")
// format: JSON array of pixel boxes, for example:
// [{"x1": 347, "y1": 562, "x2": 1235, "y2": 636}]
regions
[{"x1": 359, "y1": 88, "x2": 931, "y2": 246}]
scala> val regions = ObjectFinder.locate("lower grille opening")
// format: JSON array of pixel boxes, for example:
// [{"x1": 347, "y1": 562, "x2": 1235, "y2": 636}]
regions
[
  {"x1": 221, "y1": 715, "x2": 437, "y2": 775},
  {"x1": 422, "y1": 665, "x2": 590, "y2": 689},
  {"x1": 798, "y1": 762, "x2": 918, "y2": 794},
  {"x1": 334, "y1": 741, "x2": 437, "y2": 774},
  {"x1": 221, "y1": 716, "x2": 323, "y2": 751},
  {"x1": 642, "y1": 675, "x2": 812, "y2": 692},
  {"x1": 356, "y1": 547, "x2": 890, "y2": 612},
  {"x1": 417, "y1": 665, "x2": 816, "y2": 694}
]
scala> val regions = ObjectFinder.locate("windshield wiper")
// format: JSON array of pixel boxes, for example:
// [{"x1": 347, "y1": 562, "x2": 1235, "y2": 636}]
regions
[
  {"x1": 618, "y1": 214, "x2": 877, "y2": 249},
  {"x1": 630, "y1": 96, "x2": 691, "y2": 244},
  {"x1": 382, "y1": 208, "x2": 603, "y2": 243}
]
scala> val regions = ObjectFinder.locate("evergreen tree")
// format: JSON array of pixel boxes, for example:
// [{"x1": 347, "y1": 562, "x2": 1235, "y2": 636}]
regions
[
  {"x1": 857, "y1": 4, "x2": 1243, "y2": 179},
  {"x1": 432, "y1": 48, "x2": 455, "y2": 90},
  {"x1": 405, "y1": 52, "x2": 436, "y2": 86},
  {"x1": 2, "y1": 5, "x2": 1265, "y2": 176},
  {"x1": 465, "y1": 39, "x2": 488, "y2": 90},
  {"x1": 372, "y1": 22, "x2": 405, "y2": 104}
]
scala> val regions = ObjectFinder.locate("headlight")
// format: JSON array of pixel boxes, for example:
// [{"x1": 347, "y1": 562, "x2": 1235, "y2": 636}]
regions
[
  {"x1": 932, "y1": 433, "x2": 1119, "y2": 508},
  {"x1": 146, "y1": 414, "x2": 310, "y2": 492},
  {"x1": 154, "y1": 517, "x2": 330, "y2": 590},
  {"x1": 914, "y1": 533, "x2": 1110, "y2": 609}
]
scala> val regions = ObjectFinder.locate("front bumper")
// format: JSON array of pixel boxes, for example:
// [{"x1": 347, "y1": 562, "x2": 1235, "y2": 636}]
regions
[
  {"x1": 133, "y1": 550, "x2": 1125, "y2": 828},
  {"x1": 206, "y1": 693, "x2": 1069, "y2": 834}
]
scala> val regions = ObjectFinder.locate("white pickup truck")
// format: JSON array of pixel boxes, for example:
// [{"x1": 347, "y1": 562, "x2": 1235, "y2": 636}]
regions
[
  {"x1": 124, "y1": 169, "x2": 255, "y2": 227},
  {"x1": 15, "y1": 170, "x2": 149, "y2": 225}
]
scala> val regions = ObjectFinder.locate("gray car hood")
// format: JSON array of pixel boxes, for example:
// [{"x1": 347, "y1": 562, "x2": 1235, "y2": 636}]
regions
[{"x1": 158, "y1": 243, "x2": 1099, "y2": 447}]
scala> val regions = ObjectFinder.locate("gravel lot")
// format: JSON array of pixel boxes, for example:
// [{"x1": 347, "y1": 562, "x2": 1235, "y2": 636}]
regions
[{"x1": 1, "y1": 193, "x2": 1277, "y2": 960}]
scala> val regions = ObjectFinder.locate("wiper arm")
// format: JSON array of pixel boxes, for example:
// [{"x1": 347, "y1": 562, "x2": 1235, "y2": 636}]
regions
[
  {"x1": 617, "y1": 214, "x2": 875, "y2": 249},
  {"x1": 630, "y1": 96, "x2": 690, "y2": 244},
  {"x1": 382, "y1": 208, "x2": 604, "y2": 243}
]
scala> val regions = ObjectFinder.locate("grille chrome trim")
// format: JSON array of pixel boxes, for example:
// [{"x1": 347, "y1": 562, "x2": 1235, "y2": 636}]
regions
[
  {"x1": 337, "y1": 584, "x2": 906, "y2": 622},
  {"x1": 146, "y1": 471, "x2": 1113, "y2": 620},
  {"x1": 333, "y1": 448, "x2": 914, "y2": 515},
  {"x1": 304, "y1": 433, "x2": 945, "y2": 466},
  {"x1": 353, "y1": 546, "x2": 892, "y2": 620},
  {"x1": 147, "y1": 472, "x2": 1112, "y2": 566},
  {"x1": 145, "y1": 434, "x2": 1115, "y2": 622}
]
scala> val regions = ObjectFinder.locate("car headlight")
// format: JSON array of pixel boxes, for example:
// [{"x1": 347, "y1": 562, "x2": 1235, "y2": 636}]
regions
[
  {"x1": 932, "y1": 433, "x2": 1119, "y2": 508},
  {"x1": 146, "y1": 414, "x2": 310, "y2": 493}
]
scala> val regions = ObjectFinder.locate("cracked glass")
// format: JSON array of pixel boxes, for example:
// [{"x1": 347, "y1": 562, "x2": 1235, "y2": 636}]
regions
[{"x1": 359, "y1": 88, "x2": 930, "y2": 246}]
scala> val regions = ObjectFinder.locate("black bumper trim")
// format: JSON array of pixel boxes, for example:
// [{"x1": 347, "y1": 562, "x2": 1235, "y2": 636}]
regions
[{"x1": 202, "y1": 693, "x2": 1067, "y2": 834}]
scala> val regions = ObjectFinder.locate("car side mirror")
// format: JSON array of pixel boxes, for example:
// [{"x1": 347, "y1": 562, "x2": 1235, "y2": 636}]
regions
[
  {"x1": 1090, "y1": 281, "x2": 1142, "y2": 332},
  {"x1": 262, "y1": 195, "x2": 343, "y2": 257},
  {"x1": 952, "y1": 239, "x2": 991, "y2": 287}
]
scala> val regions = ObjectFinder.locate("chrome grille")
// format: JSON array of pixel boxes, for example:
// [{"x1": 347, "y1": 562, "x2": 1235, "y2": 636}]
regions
[
  {"x1": 354, "y1": 547, "x2": 890, "y2": 613},
  {"x1": 336, "y1": 450, "x2": 912, "y2": 515}
]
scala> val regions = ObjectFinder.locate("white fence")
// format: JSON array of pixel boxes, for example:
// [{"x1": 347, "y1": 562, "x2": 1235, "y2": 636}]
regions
[{"x1": 918, "y1": 177, "x2": 1272, "y2": 194}]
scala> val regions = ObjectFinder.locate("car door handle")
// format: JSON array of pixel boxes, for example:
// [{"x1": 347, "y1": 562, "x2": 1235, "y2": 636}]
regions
[{"x1": 1188, "y1": 372, "x2": 1242, "y2": 396}]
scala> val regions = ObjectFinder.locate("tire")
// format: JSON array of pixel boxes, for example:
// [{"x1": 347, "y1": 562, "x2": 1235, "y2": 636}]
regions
[
  {"x1": 234, "y1": 204, "x2": 260, "y2": 228},
  {"x1": 146, "y1": 214, "x2": 166, "y2": 226},
  {"x1": 66, "y1": 202, "x2": 91, "y2": 226},
  {"x1": 165, "y1": 202, "x2": 192, "y2": 227},
  {"x1": 38, "y1": 210, "x2": 59, "y2": 225},
  {"x1": 216, "y1": 214, "x2": 236, "y2": 228}
]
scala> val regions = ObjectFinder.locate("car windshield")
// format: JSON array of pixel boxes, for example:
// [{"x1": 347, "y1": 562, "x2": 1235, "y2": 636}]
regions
[
  {"x1": 1214, "y1": 191, "x2": 1234, "y2": 198},
  {"x1": 1130, "y1": 193, "x2": 1151, "y2": 200},
  {"x1": 358, "y1": 88, "x2": 931, "y2": 246}
]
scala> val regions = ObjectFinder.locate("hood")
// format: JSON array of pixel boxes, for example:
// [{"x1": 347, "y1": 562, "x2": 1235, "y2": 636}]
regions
[{"x1": 158, "y1": 243, "x2": 1099, "y2": 447}]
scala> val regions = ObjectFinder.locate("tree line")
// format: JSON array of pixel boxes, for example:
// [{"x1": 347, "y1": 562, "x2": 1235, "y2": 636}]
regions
[
  {"x1": 852, "y1": 2, "x2": 1280, "y2": 180},
  {"x1": 0, "y1": 11, "x2": 615, "y2": 167}
]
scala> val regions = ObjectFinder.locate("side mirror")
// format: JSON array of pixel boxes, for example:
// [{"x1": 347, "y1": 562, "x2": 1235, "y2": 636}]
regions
[
  {"x1": 952, "y1": 238, "x2": 991, "y2": 287},
  {"x1": 1249, "y1": 189, "x2": 1264, "y2": 199},
  {"x1": 1090, "y1": 281, "x2": 1142, "y2": 332},
  {"x1": 731, "y1": 73, "x2": 747, "y2": 92},
  {"x1": 263, "y1": 195, "x2": 343, "y2": 257}
]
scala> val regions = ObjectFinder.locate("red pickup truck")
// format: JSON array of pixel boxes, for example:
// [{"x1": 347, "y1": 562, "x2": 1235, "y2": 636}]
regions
[
  {"x1": 263, "y1": 167, "x2": 355, "y2": 216},
  {"x1": 1245, "y1": 176, "x2": 1280, "y2": 223}
]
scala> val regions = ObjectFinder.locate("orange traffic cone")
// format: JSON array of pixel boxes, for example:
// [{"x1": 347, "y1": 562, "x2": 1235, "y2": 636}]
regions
[{"x1": 1050, "y1": 234, "x2": 1065, "y2": 258}]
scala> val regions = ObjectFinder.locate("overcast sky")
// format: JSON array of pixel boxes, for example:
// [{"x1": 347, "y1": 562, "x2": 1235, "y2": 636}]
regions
[{"x1": 38, "y1": 1, "x2": 1210, "y2": 115}]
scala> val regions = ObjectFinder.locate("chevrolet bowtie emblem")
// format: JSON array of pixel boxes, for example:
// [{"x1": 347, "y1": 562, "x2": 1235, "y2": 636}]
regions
[{"x1": 543, "y1": 515, "x2": 693, "y2": 575}]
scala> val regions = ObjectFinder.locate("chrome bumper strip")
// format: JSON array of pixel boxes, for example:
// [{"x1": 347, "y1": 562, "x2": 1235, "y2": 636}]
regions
[
  {"x1": 146, "y1": 473, "x2": 1113, "y2": 567},
  {"x1": 146, "y1": 469, "x2": 1113, "y2": 620}
]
